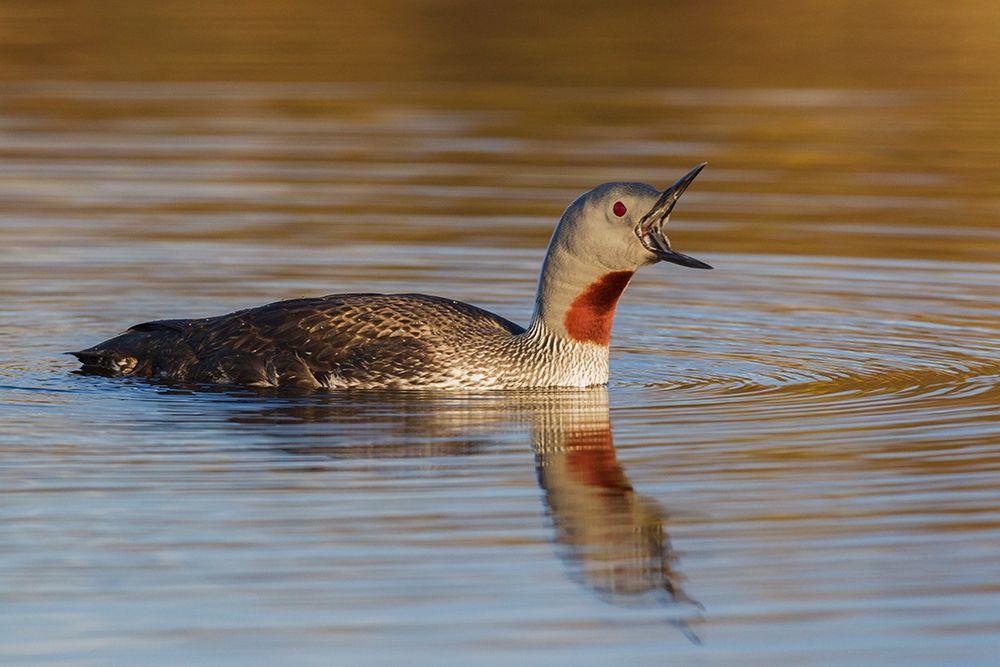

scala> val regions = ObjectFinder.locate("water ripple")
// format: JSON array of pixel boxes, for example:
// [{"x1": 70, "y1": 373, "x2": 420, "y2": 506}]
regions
[{"x1": 2, "y1": 78, "x2": 1000, "y2": 666}]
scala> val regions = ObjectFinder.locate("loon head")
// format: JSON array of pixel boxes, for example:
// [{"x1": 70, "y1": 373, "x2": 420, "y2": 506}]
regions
[
  {"x1": 531, "y1": 163, "x2": 712, "y2": 348},
  {"x1": 553, "y1": 163, "x2": 712, "y2": 273}
]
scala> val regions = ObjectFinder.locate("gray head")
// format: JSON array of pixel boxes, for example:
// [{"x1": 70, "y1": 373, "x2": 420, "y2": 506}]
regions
[{"x1": 553, "y1": 163, "x2": 712, "y2": 272}]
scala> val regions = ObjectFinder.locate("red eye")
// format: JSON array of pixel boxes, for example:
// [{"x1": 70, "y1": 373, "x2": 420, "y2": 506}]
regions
[{"x1": 613, "y1": 201, "x2": 627, "y2": 217}]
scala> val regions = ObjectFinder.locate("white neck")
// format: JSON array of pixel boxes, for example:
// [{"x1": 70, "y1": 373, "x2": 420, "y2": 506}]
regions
[
  {"x1": 527, "y1": 224, "x2": 634, "y2": 345},
  {"x1": 508, "y1": 221, "x2": 635, "y2": 388}
]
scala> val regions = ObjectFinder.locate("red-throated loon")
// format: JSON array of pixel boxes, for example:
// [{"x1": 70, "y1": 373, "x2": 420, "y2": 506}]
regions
[{"x1": 72, "y1": 163, "x2": 712, "y2": 389}]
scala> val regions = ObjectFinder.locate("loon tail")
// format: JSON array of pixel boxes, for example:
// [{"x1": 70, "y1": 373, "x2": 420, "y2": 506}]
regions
[
  {"x1": 70, "y1": 319, "x2": 190, "y2": 376},
  {"x1": 69, "y1": 346, "x2": 140, "y2": 376}
]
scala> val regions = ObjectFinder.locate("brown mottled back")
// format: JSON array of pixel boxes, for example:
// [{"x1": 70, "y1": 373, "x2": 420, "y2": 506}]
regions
[{"x1": 73, "y1": 293, "x2": 525, "y2": 389}]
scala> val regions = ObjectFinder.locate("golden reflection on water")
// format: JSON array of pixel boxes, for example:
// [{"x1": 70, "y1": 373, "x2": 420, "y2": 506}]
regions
[
  {"x1": 3, "y1": 0, "x2": 1000, "y2": 90},
  {"x1": 1, "y1": 1, "x2": 999, "y2": 264},
  {"x1": 2, "y1": 81, "x2": 999, "y2": 264}
]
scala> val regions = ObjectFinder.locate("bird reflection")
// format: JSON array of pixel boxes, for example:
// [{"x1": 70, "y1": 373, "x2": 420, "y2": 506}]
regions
[
  {"x1": 220, "y1": 385, "x2": 698, "y2": 626},
  {"x1": 531, "y1": 393, "x2": 695, "y2": 609}
]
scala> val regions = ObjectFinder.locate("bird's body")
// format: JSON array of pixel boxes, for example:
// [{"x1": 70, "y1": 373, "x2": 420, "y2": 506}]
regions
[
  {"x1": 73, "y1": 165, "x2": 712, "y2": 390},
  {"x1": 74, "y1": 293, "x2": 610, "y2": 389}
]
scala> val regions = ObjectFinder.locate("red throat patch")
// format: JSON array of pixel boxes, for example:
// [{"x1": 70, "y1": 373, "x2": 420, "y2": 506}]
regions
[
  {"x1": 564, "y1": 426, "x2": 632, "y2": 492},
  {"x1": 563, "y1": 271, "x2": 634, "y2": 345}
]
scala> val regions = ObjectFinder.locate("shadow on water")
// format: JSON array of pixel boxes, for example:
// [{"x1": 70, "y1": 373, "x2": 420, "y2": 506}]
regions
[{"x1": 178, "y1": 384, "x2": 703, "y2": 638}]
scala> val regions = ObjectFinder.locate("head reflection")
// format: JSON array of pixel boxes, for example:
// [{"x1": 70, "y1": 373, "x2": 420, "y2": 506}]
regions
[
  {"x1": 225, "y1": 386, "x2": 698, "y2": 626},
  {"x1": 531, "y1": 392, "x2": 693, "y2": 608}
]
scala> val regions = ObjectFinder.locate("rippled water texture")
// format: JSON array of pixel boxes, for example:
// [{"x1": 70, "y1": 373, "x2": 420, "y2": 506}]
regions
[{"x1": 1, "y1": 1, "x2": 1000, "y2": 665}]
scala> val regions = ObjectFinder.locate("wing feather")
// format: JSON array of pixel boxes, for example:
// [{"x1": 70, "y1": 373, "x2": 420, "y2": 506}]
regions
[{"x1": 112, "y1": 293, "x2": 528, "y2": 387}]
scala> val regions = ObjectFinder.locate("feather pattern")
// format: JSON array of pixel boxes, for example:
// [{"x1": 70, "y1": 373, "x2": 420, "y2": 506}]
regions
[{"x1": 72, "y1": 293, "x2": 609, "y2": 389}]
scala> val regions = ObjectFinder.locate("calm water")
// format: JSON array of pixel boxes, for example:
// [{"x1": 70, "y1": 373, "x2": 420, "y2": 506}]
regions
[{"x1": 2, "y1": 2, "x2": 1000, "y2": 665}]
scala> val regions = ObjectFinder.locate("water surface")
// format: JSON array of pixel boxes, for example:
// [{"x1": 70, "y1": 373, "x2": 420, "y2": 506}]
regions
[{"x1": 1, "y1": 2, "x2": 1000, "y2": 665}]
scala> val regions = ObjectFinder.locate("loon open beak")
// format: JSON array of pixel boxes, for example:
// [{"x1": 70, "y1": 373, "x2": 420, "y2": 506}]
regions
[{"x1": 636, "y1": 162, "x2": 713, "y2": 270}]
